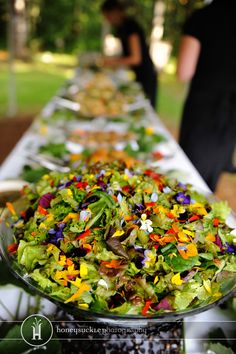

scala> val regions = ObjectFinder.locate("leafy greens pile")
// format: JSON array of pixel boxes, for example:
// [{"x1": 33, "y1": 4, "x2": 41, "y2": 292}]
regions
[{"x1": 8, "y1": 162, "x2": 236, "y2": 316}]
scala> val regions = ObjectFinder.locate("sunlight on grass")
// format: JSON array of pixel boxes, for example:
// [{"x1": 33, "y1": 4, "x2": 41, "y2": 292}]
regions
[
  {"x1": 1, "y1": 52, "x2": 187, "y2": 127},
  {"x1": 158, "y1": 65, "x2": 187, "y2": 127},
  {"x1": 0, "y1": 53, "x2": 77, "y2": 118},
  {"x1": 35, "y1": 52, "x2": 77, "y2": 66}
]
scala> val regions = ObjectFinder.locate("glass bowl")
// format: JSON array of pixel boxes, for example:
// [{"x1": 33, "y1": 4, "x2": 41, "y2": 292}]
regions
[{"x1": 0, "y1": 199, "x2": 235, "y2": 326}]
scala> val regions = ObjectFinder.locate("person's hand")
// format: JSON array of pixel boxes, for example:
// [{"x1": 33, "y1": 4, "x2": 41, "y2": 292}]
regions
[{"x1": 101, "y1": 56, "x2": 121, "y2": 67}]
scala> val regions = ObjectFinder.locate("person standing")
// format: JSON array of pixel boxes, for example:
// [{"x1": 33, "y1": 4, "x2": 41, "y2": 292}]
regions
[
  {"x1": 101, "y1": 0, "x2": 157, "y2": 108},
  {"x1": 177, "y1": 0, "x2": 236, "y2": 191}
]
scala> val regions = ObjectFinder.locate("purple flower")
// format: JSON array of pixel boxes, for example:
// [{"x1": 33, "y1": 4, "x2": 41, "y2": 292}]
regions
[
  {"x1": 215, "y1": 235, "x2": 223, "y2": 251},
  {"x1": 225, "y1": 242, "x2": 236, "y2": 253},
  {"x1": 97, "y1": 180, "x2": 107, "y2": 191},
  {"x1": 65, "y1": 181, "x2": 73, "y2": 187},
  {"x1": 175, "y1": 192, "x2": 191, "y2": 205},
  {"x1": 39, "y1": 193, "x2": 55, "y2": 209},
  {"x1": 47, "y1": 224, "x2": 65, "y2": 244},
  {"x1": 154, "y1": 298, "x2": 172, "y2": 311},
  {"x1": 177, "y1": 182, "x2": 187, "y2": 190},
  {"x1": 134, "y1": 204, "x2": 145, "y2": 212},
  {"x1": 96, "y1": 170, "x2": 105, "y2": 178},
  {"x1": 74, "y1": 175, "x2": 82, "y2": 182}
]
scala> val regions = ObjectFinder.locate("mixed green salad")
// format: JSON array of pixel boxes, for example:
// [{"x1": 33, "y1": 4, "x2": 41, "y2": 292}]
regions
[{"x1": 7, "y1": 162, "x2": 236, "y2": 316}]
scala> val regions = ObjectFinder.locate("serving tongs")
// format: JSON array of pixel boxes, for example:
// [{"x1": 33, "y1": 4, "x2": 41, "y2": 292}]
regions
[
  {"x1": 53, "y1": 96, "x2": 81, "y2": 112},
  {"x1": 27, "y1": 153, "x2": 70, "y2": 173}
]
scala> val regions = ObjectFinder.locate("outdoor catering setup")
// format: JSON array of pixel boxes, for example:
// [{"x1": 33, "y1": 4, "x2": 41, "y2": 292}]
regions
[{"x1": 0, "y1": 67, "x2": 235, "y2": 354}]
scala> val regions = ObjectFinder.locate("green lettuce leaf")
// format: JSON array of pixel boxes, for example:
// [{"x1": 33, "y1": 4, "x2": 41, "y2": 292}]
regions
[{"x1": 17, "y1": 240, "x2": 49, "y2": 272}]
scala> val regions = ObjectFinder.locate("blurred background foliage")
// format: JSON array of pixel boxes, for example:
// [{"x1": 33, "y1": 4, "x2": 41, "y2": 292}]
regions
[
  {"x1": 0, "y1": 0, "x2": 204, "y2": 54},
  {"x1": 0, "y1": 0, "x2": 204, "y2": 123}
]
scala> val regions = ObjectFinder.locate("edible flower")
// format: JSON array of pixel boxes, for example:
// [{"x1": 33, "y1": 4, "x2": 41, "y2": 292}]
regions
[
  {"x1": 213, "y1": 218, "x2": 220, "y2": 227},
  {"x1": 189, "y1": 203, "x2": 207, "y2": 216},
  {"x1": 225, "y1": 242, "x2": 236, "y2": 253},
  {"x1": 101, "y1": 260, "x2": 124, "y2": 269},
  {"x1": 98, "y1": 279, "x2": 109, "y2": 289},
  {"x1": 7, "y1": 243, "x2": 18, "y2": 253},
  {"x1": 203, "y1": 280, "x2": 212, "y2": 294},
  {"x1": 48, "y1": 223, "x2": 65, "y2": 244},
  {"x1": 69, "y1": 277, "x2": 82, "y2": 288},
  {"x1": 215, "y1": 235, "x2": 223, "y2": 251},
  {"x1": 142, "y1": 249, "x2": 156, "y2": 268},
  {"x1": 64, "y1": 282, "x2": 91, "y2": 303},
  {"x1": 141, "y1": 299, "x2": 152, "y2": 316},
  {"x1": 76, "y1": 229, "x2": 91, "y2": 240},
  {"x1": 38, "y1": 193, "x2": 55, "y2": 209},
  {"x1": 145, "y1": 127, "x2": 154, "y2": 135},
  {"x1": 155, "y1": 298, "x2": 172, "y2": 311},
  {"x1": 171, "y1": 273, "x2": 183, "y2": 286},
  {"x1": 80, "y1": 263, "x2": 88, "y2": 278},
  {"x1": 80, "y1": 209, "x2": 92, "y2": 222},
  {"x1": 154, "y1": 275, "x2": 159, "y2": 284},
  {"x1": 151, "y1": 192, "x2": 158, "y2": 202},
  {"x1": 175, "y1": 192, "x2": 191, "y2": 205},
  {"x1": 171, "y1": 204, "x2": 186, "y2": 218},
  {"x1": 177, "y1": 243, "x2": 198, "y2": 259},
  {"x1": 63, "y1": 213, "x2": 79, "y2": 222},
  {"x1": 112, "y1": 230, "x2": 125, "y2": 237},
  {"x1": 205, "y1": 233, "x2": 216, "y2": 242},
  {"x1": 140, "y1": 214, "x2": 153, "y2": 233},
  {"x1": 163, "y1": 186, "x2": 171, "y2": 194},
  {"x1": 6, "y1": 202, "x2": 16, "y2": 215}
]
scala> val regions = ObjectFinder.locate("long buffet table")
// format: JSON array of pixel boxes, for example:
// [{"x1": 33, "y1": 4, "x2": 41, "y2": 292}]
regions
[{"x1": 0, "y1": 68, "x2": 234, "y2": 353}]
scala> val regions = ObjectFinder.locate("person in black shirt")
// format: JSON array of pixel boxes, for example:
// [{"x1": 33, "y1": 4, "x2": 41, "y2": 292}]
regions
[
  {"x1": 177, "y1": 0, "x2": 236, "y2": 191},
  {"x1": 101, "y1": 0, "x2": 157, "y2": 108}
]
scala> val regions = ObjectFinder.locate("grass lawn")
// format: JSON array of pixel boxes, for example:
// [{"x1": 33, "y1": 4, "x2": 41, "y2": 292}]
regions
[
  {"x1": 158, "y1": 70, "x2": 187, "y2": 129},
  {"x1": 0, "y1": 54, "x2": 76, "y2": 117},
  {"x1": 0, "y1": 54, "x2": 187, "y2": 131}
]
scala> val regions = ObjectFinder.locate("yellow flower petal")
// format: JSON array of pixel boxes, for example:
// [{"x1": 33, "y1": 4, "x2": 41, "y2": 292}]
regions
[
  {"x1": 79, "y1": 303, "x2": 89, "y2": 309},
  {"x1": 80, "y1": 263, "x2": 88, "y2": 278},
  {"x1": 67, "y1": 189, "x2": 73, "y2": 196},
  {"x1": 178, "y1": 231, "x2": 189, "y2": 243},
  {"x1": 205, "y1": 233, "x2": 216, "y2": 242},
  {"x1": 203, "y1": 280, "x2": 212, "y2": 294},
  {"x1": 63, "y1": 212, "x2": 79, "y2": 222},
  {"x1": 112, "y1": 230, "x2": 125, "y2": 237},
  {"x1": 58, "y1": 255, "x2": 67, "y2": 266},
  {"x1": 145, "y1": 127, "x2": 154, "y2": 135},
  {"x1": 171, "y1": 273, "x2": 183, "y2": 286},
  {"x1": 154, "y1": 275, "x2": 159, "y2": 284},
  {"x1": 64, "y1": 283, "x2": 91, "y2": 303},
  {"x1": 183, "y1": 229, "x2": 194, "y2": 237},
  {"x1": 69, "y1": 277, "x2": 82, "y2": 288}
]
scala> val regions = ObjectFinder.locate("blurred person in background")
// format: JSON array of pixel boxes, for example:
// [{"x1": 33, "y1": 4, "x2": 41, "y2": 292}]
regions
[
  {"x1": 177, "y1": 0, "x2": 236, "y2": 192},
  {"x1": 101, "y1": 0, "x2": 157, "y2": 108}
]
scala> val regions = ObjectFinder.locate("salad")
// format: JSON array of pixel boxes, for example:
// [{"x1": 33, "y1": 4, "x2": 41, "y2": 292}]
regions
[{"x1": 7, "y1": 162, "x2": 236, "y2": 316}]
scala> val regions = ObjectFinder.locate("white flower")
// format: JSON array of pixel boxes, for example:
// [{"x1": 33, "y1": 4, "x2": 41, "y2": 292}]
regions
[
  {"x1": 80, "y1": 209, "x2": 91, "y2": 221},
  {"x1": 163, "y1": 186, "x2": 171, "y2": 194},
  {"x1": 98, "y1": 279, "x2": 109, "y2": 290},
  {"x1": 140, "y1": 213, "x2": 153, "y2": 233},
  {"x1": 151, "y1": 192, "x2": 158, "y2": 202},
  {"x1": 117, "y1": 193, "x2": 123, "y2": 204}
]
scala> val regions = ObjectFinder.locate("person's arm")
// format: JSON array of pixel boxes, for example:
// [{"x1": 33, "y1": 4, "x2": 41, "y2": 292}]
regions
[
  {"x1": 177, "y1": 35, "x2": 201, "y2": 82},
  {"x1": 103, "y1": 33, "x2": 142, "y2": 67}
]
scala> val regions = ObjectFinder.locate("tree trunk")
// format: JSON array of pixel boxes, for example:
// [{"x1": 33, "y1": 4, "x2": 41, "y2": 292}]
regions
[{"x1": 7, "y1": 0, "x2": 17, "y2": 117}]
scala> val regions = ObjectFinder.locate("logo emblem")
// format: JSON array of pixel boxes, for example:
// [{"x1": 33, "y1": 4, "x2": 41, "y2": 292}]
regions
[{"x1": 21, "y1": 314, "x2": 53, "y2": 347}]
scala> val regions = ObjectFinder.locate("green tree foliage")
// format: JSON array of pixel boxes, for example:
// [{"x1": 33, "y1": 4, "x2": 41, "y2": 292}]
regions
[
  {"x1": 31, "y1": 0, "x2": 155, "y2": 53},
  {"x1": 0, "y1": 0, "x2": 205, "y2": 55}
]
